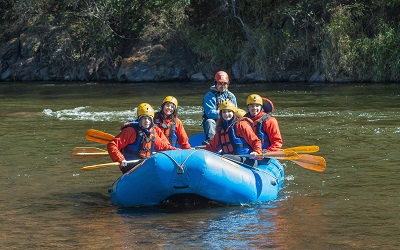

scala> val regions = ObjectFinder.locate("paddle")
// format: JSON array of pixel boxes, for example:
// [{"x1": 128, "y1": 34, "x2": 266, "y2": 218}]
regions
[
  {"x1": 86, "y1": 129, "x2": 114, "y2": 144},
  {"x1": 71, "y1": 147, "x2": 109, "y2": 161},
  {"x1": 263, "y1": 152, "x2": 325, "y2": 172},
  {"x1": 78, "y1": 150, "x2": 325, "y2": 172},
  {"x1": 82, "y1": 129, "x2": 326, "y2": 171},
  {"x1": 291, "y1": 154, "x2": 326, "y2": 172},
  {"x1": 188, "y1": 133, "x2": 319, "y2": 154},
  {"x1": 196, "y1": 145, "x2": 319, "y2": 154},
  {"x1": 72, "y1": 147, "x2": 108, "y2": 156},
  {"x1": 238, "y1": 151, "x2": 326, "y2": 172},
  {"x1": 85, "y1": 130, "x2": 320, "y2": 155},
  {"x1": 80, "y1": 159, "x2": 141, "y2": 171},
  {"x1": 238, "y1": 150, "x2": 299, "y2": 160},
  {"x1": 282, "y1": 145, "x2": 319, "y2": 154}
]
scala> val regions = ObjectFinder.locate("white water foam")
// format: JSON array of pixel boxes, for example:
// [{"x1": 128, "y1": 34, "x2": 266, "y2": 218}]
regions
[
  {"x1": 42, "y1": 105, "x2": 204, "y2": 122},
  {"x1": 42, "y1": 106, "x2": 136, "y2": 122}
]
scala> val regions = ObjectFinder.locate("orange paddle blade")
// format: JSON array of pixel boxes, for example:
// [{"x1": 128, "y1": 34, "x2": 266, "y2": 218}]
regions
[
  {"x1": 291, "y1": 154, "x2": 326, "y2": 172},
  {"x1": 282, "y1": 145, "x2": 319, "y2": 154},
  {"x1": 86, "y1": 129, "x2": 114, "y2": 144}
]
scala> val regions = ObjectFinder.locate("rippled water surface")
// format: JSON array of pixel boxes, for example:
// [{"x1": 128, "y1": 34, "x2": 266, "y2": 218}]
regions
[{"x1": 1, "y1": 82, "x2": 399, "y2": 249}]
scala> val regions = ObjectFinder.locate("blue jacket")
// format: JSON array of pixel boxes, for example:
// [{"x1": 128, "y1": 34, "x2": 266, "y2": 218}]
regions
[
  {"x1": 255, "y1": 114, "x2": 272, "y2": 149},
  {"x1": 202, "y1": 86, "x2": 237, "y2": 120}
]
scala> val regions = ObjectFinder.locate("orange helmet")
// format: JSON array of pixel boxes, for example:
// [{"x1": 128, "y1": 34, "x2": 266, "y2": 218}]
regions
[
  {"x1": 137, "y1": 103, "x2": 155, "y2": 118},
  {"x1": 214, "y1": 71, "x2": 229, "y2": 83},
  {"x1": 219, "y1": 100, "x2": 237, "y2": 113},
  {"x1": 162, "y1": 96, "x2": 178, "y2": 107},
  {"x1": 246, "y1": 94, "x2": 263, "y2": 105}
]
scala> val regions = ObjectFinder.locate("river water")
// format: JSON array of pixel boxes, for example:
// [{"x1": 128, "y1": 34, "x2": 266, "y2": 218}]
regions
[{"x1": 0, "y1": 82, "x2": 399, "y2": 249}]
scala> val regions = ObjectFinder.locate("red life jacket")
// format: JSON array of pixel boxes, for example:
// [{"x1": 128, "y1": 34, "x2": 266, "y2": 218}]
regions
[
  {"x1": 219, "y1": 118, "x2": 253, "y2": 155},
  {"x1": 154, "y1": 116, "x2": 178, "y2": 147}
]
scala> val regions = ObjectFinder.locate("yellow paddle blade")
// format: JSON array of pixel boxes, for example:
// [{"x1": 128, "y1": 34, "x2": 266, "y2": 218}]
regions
[
  {"x1": 72, "y1": 147, "x2": 108, "y2": 154},
  {"x1": 86, "y1": 129, "x2": 114, "y2": 144},
  {"x1": 74, "y1": 152, "x2": 109, "y2": 156},
  {"x1": 80, "y1": 162, "x2": 120, "y2": 171},
  {"x1": 282, "y1": 145, "x2": 319, "y2": 154},
  {"x1": 257, "y1": 150, "x2": 299, "y2": 160},
  {"x1": 291, "y1": 154, "x2": 326, "y2": 172},
  {"x1": 80, "y1": 159, "x2": 143, "y2": 171},
  {"x1": 71, "y1": 147, "x2": 109, "y2": 161}
]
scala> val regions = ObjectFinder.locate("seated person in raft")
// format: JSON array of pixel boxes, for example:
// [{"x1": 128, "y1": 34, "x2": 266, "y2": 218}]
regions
[
  {"x1": 107, "y1": 103, "x2": 179, "y2": 174},
  {"x1": 204, "y1": 100, "x2": 263, "y2": 167}
]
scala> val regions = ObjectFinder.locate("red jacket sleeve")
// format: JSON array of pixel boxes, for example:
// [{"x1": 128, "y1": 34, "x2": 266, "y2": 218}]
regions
[
  {"x1": 175, "y1": 118, "x2": 191, "y2": 149},
  {"x1": 204, "y1": 134, "x2": 221, "y2": 153},
  {"x1": 154, "y1": 126, "x2": 179, "y2": 151},
  {"x1": 154, "y1": 126, "x2": 169, "y2": 145},
  {"x1": 262, "y1": 116, "x2": 283, "y2": 151},
  {"x1": 107, "y1": 127, "x2": 137, "y2": 162},
  {"x1": 235, "y1": 120, "x2": 263, "y2": 154}
]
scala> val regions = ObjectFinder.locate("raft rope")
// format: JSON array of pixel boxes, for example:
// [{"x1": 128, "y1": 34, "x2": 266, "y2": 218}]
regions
[
  {"x1": 158, "y1": 150, "x2": 280, "y2": 183},
  {"x1": 219, "y1": 154, "x2": 279, "y2": 182},
  {"x1": 158, "y1": 150, "x2": 198, "y2": 174}
]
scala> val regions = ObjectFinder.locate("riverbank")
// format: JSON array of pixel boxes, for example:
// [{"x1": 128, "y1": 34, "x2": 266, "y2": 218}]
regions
[
  {"x1": 1, "y1": 1, "x2": 399, "y2": 83},
  {"x1": 0, "y1": 37, "x2": 328, "y2": 83}
]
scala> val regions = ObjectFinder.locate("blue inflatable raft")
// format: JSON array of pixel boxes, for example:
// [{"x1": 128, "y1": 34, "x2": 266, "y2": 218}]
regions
[{"x1": 110, "y1": 149, "x2": 284, "y2": 207}]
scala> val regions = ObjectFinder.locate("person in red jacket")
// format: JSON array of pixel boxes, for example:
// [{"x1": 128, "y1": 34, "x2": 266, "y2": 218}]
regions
[
  {"x1": 154, "y1": 96, "x2": 191, "y2": 149},
  {"x1": 205, "y1": 100, "x2": 263, "y2": 166},
  {"x1": 246, "y1": 94, "x2": 283, "y2": 152},
  {"x1": 107, "y1": 103, "x2": 178, "y2": 173}
]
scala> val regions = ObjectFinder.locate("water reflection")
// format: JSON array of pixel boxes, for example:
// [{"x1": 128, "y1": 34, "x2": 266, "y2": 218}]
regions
[{"x1": 113, "y1": 204, "x2": 280, "y2": 249}]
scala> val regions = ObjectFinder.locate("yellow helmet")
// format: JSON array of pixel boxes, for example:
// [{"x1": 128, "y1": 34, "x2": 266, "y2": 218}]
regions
[
  {"x1": 237, "y1": 108, "x2": 246, "y2": 117},
  {"x1": 137, "y1": 103, "x2": 154, "y2": 118},
  {"x1": 246, "y1": 94, "x2": 263, "y2": 105},
  {"x1": 219, "y1": 100, "x2": 237, "y2": 113},
  {"x1": 162, "y1": 96, "x2": 178, "y2": 107}
]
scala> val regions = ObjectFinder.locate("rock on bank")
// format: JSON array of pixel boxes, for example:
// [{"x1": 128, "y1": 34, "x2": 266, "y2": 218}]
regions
[{"x1": 0, "y1": 33, "x2": 200, "y2": 82}]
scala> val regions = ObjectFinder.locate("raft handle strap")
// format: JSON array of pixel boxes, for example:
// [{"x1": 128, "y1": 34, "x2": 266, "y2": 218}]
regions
[{"x1": 158, "y1": 150, "x2": 197, "y2": 174}]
